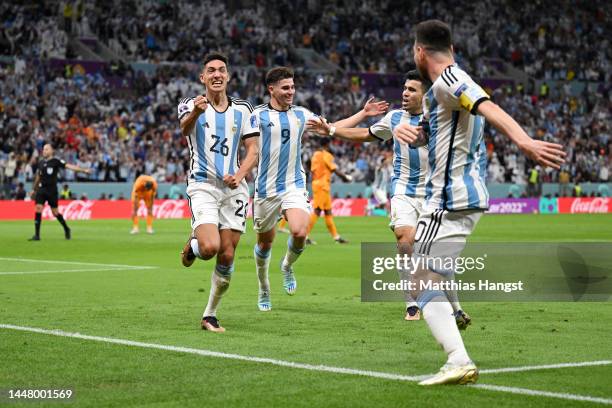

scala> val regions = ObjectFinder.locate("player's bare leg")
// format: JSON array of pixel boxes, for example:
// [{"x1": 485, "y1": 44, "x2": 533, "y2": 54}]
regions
[
  {"x1": 394, "y1": 226, "x2": 419, "y2": 321},
  {"x1": 281, "y1": 208, "x2": 309, "y2": 295},
  {"x1": 181, "y1": 223, "x2": 220, "y2": 267},
  {"x1": 255, "y1": 227, "x2": 275, "y2": 311},
  {"x1": 145, "y1": 201, "x2": 154, "y2": 234},
  {"x1": 130, "y1": 198, "x2": 140, "y2": 234},
  {"x1": 324, "y1": 209, "x2": 347, "y2": 243},
  {"x1": 201, "y1": 229, "x2": 240, "y2": 333},
  {"x1": 306, "y1": 209, "x2": 319, "y2": 245}
]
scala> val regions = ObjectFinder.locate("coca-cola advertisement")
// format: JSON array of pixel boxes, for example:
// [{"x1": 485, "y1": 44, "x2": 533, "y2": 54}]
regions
[
  {"x1": 487, "y1": 198, "x2": 540, "y2": 214},
  {"x1": 558, "y1": 197, "x2": 611, "y2": 214},
  {"x1": 0, "y1": 198, "x2": 369, "y2": 220}
]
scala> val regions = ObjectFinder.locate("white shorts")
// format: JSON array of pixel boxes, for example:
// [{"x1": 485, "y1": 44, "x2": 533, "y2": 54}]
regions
[
  {"x1": 186, "y1": 181, "x2": 249, "y2": 233},
  {"x1": 253, "y1": 189, "x2": 312, "y2": 233},
  {"x1": 413, "y1": 208, "x2": 483, "y2": 268},
  {"x1": 389, "y1": 195, "x2": 424, "y2": 230}
]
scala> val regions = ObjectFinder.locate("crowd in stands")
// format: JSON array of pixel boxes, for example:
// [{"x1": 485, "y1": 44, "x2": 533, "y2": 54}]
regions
[{"x1": 0, "y1": 1, "x2": 610, "y2": 200}]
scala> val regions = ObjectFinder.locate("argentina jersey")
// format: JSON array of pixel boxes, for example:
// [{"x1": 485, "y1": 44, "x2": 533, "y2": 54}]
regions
[
  {"x1": 252, "y1": 104, "x2": 317, "y2": 198},
  {"x1": 369, "y1": 109, "x2": 428, "y2": 198},
  {"x1": 178, "y1": 96, "x2": 258, "y2": 183},
  {"x1": 422, "y1": 64, "x2": 490, "y2": 211}
]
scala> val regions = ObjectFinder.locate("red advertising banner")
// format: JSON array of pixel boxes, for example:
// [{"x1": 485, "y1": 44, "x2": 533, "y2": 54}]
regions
[
  {"x1": 557, "y1": 197, "x2": 611, "y2": 214},
  {"x1": 0, "y1": 198, "x2": 369, "y2": 220}
]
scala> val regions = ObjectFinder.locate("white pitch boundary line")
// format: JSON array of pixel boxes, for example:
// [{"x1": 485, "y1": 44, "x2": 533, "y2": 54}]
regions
[
  {"x1": 0, "y1": 267, "x2": 154, "y2": 276},
  {"x1": 0, "y1": 257, "x2": 157, "y2": 275},
  {"x1": 480, "y1": 360, "x2": 612, "y2": 375},
  {"x1": 0, "y1": 257, "x2": 157, "y2": 269},
  {"x1": 1, "y1": 324, "x2": 610, "y2": 405},
  {"x1": 472, "y1": 384, "x2": 612, "y2": 405}
]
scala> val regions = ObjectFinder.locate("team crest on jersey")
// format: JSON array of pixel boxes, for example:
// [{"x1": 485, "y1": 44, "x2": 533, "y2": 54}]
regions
[
  {"x1": 232, "y1": 122, "x2": 238, "y2": 133},
  {"x1": 47, "y1": 168, "x2": 53, "y2": 175}
]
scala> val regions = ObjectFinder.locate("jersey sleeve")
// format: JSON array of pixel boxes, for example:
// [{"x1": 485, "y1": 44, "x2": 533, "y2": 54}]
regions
[
  {"x1": 435, "y1": 67, "x2": 489, "y2": 114},
  {"x1": 324, "y1": 152, "x2": 337, "y2": 172},
  {"x1": 302, "y1": 108, "x2": 319, "y2": 122},
  {"x1": 368, "y1": 111, "x2": 394, "y2": 141},
  {"x1": 243, "y1": 110, "x2": 260, "y2": 139},
  {"x1": 58, "y1": 159, "x2": 66, "y2": 169},
  {"x1": 177, "y1": 97, "x2": 195, "y2": 121}
]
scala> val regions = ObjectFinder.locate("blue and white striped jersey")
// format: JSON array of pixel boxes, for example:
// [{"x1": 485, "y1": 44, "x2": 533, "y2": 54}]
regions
[
  {"x1": 369, "y1": 109, "x2": 428, "y2": 198},
  {"x1": 422, "y1": 64, "x2": 490, "y2": 211},
  {"x1": 178, "y1": 96, "x2": 258, "y2": 184},
  {"x1": 252, "y1": 104, "x2": 317, "y2": 198}
]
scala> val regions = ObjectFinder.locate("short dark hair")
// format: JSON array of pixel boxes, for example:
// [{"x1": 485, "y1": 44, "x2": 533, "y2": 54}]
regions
[
  {"x1": 405, "y1": 70, "x2": 432, "y2": 92},
  {"x1": 265, "y1": 66, "x2": 294, "y2": 86},
  {"x1": 144, "y1": 181, "x2": 154, "y2": 190},
  {"x1": 203, "y1": 52, "x2": 228, "y2": 68},
  {"x1": 320, "y1": 137, "x2": 330, "y2": 147},
  {"x1": 414, "y1": 20, "x2": 452, "y2": 52}
]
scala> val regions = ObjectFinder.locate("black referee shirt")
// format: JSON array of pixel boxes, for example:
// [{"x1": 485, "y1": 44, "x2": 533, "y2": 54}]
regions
[{"x1": 36, "y1": 158, "x2": 66, "y2": 189}]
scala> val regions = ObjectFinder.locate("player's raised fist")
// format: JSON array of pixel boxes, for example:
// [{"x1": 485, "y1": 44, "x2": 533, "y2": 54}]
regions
[{"x1": 193, "y1": 95, "x2": 208, "y2": 113}]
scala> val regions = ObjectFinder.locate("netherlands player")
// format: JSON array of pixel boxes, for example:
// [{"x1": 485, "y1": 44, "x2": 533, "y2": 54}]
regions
[
  {"x1": 307, "y1": 137, "x2": 351, "y2": 244},
  {"x1": 394, "y1": 20, "x2": 565, "y2": 385},
  {"x1": 178, "y1": 52, "x2": 259, "y2": 333},
  {"x1": 130, "y1": 174, "x2": 157, "y2": 234},
  {"x1": 308, "y1": 70, "x2": 473, "y2": 324},
  {"x1": 252, "y1": 66, "x2": 388, "y2": 312}
]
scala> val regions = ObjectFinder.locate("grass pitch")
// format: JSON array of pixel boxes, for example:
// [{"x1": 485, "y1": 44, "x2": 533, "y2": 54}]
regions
[{"x1": 0, "y1": 214, "x2": 611, "y2": 407}]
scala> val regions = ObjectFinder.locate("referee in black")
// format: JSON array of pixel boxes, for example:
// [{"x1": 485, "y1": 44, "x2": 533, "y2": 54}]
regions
[{"x1": 29, "y1": 143, "x2": 91, "y2": 241}]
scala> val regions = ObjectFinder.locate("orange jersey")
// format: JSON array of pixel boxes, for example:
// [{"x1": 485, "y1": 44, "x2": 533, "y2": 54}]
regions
[
  {"x1": 310, "y1": 150, "x2": 336, "y2": 191},
  {"x1": 132, "y1": 175, "x2": 157, "y2": 197}
]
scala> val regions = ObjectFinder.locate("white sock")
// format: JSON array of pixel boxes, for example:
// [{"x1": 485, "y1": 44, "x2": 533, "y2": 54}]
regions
[
  {"x1": 282, "y1": 237, "x2": 303, "y2": 269},
  {"x1": 190, "y1": 238, "x2": 202, "y2": 259},
  {"x1": 203, "y1": 266, "x2": 231, "y2": 317},
  {"x1": 254, "y1": 245, "x2": 271, "y2": 292},
  {"x1": 421, "y1": 293, "x2": 471, "y2": 366}
]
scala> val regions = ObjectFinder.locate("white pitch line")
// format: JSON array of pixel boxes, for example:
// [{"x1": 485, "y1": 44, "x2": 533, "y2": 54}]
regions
[
  {"x1": 0, "y1": 257, "x2": 157, "y2": 269},
  {"x1": 1, "y1": 324, "x2": 611, "y2": 405},
  {"x1": 480, "y1": 360, "x2": 612, "y2": 375},
  {"x1": 0, "y1": 267, "x2": 155, "y2": 276},
  {"x1": 472, "y1": 384, "x2": 612, "y2": 405}
]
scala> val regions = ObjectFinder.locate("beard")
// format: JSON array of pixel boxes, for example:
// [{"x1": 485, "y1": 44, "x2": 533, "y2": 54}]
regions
[{"x1": 416, "y1": 62, "x2": 431, "y2": 82}]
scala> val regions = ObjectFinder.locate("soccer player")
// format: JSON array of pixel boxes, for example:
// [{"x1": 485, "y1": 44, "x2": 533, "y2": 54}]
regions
[
  {"x1": 307, "y1": 137, "x2": 351, "y2": 244},
  {"x1": 393, "y1": 20, "x2": 565, "y2": 385},
  {"x1": 252, "y1": 66, "x2": 388, "y2": 312},
  {"x1": 178, "y1": 52, "x2": 259, "y2": 333},
  {"x1": 307, "y1": 70, "x2": 464, "y2": 322},
  {"x1": 29, "y1": 143, "x2": 91, "y2": 241},
  {"x1": 130, "y1": 174, "x2": 158, "y2": 234}
]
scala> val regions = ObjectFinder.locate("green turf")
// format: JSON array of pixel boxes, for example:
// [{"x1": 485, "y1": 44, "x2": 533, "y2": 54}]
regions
[{"x1": 0, "y1": 214, "x2": 611, "y2": 407}]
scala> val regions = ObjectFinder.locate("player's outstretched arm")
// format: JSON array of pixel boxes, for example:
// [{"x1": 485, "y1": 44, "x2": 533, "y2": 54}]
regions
[
  {"x1": 477, "y1": 101, "x2": 566, "y2": 169},
  {"x1": 331, "y1": 97, "x2": 389, "y2": 128},
  {"x1": 306, "y1": 117, "x2": 376, "y2": 142},
  {"x1": 334, "y1": 168, "x2": 352, "y2": 182},
  {"x1": 224, "y1": 136, "x2": 259, "y2": 189},
  {"x1": 179, "y1": 95, "x2": 208, "y2": 137}
]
